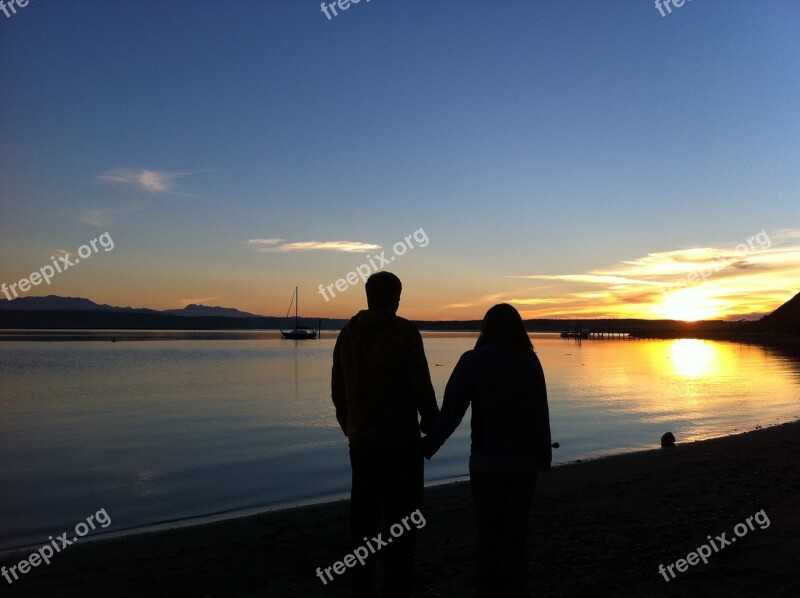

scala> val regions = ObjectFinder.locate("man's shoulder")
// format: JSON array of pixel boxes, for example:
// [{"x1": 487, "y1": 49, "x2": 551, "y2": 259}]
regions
[
  {"x1": 335, "y1": 311, "x2": 364, "y2": 335},
  {"x1": 334, "y1": 313, "x2": 417, "y2": 338},
  {"x1": 392, "y1": 315, "x2": 422, "y2": 336},
  {"x1": 393, "y1": 314, "x2": 417, "y2": 327}
]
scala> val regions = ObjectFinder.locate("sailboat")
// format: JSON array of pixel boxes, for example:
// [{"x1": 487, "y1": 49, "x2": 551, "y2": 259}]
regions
[{"x1": 281, "y1": 287, "x2": 318, "y2": 340}]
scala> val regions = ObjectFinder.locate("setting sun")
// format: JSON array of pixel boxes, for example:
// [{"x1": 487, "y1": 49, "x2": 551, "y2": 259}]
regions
[{"x1": 655, "y1": 290, "x2": 723, "y2": 321}]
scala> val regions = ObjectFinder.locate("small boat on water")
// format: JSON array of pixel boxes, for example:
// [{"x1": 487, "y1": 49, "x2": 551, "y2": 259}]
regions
[
  {"x1": 560, "y1": 329, "x2": 589, "y2": 339},
  {"x1": 281, "y1": 286, "x2": 318, "y2": 340}
]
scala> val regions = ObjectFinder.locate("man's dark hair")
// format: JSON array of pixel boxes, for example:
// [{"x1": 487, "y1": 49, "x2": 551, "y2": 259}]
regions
[
  {"x1": 365, "y1": 271, "x2": 402, "y2": 310},
  {"x1": 475, "y1": 303, "x2": 533, "y2": 351}
]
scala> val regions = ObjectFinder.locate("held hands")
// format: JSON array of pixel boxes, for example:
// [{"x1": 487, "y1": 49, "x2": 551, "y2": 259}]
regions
[{"x1": 421, "y1": 435, "x2": 437, "y2": 460}]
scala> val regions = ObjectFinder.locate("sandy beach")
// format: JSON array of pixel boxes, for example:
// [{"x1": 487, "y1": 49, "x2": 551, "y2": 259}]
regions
[{"x1": 2, "y1": 421, "x2": 798, "y2": 597}]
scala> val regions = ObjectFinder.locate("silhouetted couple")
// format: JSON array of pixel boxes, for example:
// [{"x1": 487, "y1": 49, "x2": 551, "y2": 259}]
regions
[{"x1": 332, "y1": 272, "x2": 551, "y2": 597}]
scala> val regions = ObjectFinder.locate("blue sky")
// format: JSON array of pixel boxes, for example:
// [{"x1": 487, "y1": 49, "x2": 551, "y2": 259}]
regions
[{"x1": 1, "y1": 0, "x2": 798, "y2": 320}]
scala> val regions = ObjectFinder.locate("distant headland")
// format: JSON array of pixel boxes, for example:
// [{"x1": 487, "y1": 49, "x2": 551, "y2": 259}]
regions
[{"x1": 0, "y1": 293, "x2": 798, "y2": 340}]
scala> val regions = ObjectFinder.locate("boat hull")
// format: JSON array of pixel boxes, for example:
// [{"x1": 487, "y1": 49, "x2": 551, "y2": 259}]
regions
[{"x1": 281, "y1": 329, "x2": 317, "y2": 340}]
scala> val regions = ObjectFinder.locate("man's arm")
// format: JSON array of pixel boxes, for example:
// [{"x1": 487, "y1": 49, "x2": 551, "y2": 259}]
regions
[
  {"x1": 410, "y1": 327, "x2": 439, "y2": 434},
  {"x1": 331, "y1": 330, "x2": 348, "y2": 435}
]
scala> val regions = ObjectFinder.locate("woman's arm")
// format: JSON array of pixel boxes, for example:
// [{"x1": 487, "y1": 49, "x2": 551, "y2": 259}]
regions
[
  {"x1": 531, "y1": 352, "x2": 552, "y2": 470},
  {"x1": 423, "y1": 352, "x2": 473, "y2": 459}
]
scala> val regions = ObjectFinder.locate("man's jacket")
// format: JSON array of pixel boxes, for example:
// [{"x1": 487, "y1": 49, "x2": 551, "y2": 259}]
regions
[{"x1": 332, "y1": 309, "x2": 439, "y2": 449}]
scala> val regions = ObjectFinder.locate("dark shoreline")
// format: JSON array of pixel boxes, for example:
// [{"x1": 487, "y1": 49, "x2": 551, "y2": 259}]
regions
[
  {"x1": 1, "y1": 327, "x2": 798, "y2": 347},
  {"x1": 2, "y1": 421, "x2": 798, "y2": 597},
  {"x1": 0, "y1": 306, "x2": 788, "y2": 336}
]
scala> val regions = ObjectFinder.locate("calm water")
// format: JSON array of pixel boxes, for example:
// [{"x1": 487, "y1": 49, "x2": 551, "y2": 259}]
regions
[{"x1": 1, "y1": 331, "x2": 798, "y2": 551}]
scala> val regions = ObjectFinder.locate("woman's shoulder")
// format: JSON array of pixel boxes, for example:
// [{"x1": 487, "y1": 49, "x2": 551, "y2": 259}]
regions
[
  {"x1": 470, "y1": 344, "x2": 540, "y2": 367},
  {"x1": 463, "y1": 344, "x2": 503, "y2": 362}
]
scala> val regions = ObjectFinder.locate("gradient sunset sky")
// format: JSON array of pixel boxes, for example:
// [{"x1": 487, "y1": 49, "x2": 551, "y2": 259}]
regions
[{"x1": 1, "y1": 0, "x2": 798, "y2": 321}]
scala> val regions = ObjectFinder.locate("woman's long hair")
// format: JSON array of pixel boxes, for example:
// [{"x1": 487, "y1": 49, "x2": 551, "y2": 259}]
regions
[{"x1": 475, "y1": 303, "x2": 533, "y2": 351}]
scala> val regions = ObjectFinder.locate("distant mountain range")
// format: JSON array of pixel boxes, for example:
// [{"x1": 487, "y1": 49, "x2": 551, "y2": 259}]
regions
[
  {"x1": 0, "y1": 296, "x2": 260, "y2": 318},
  {"x1": 0, "y1": 295, "x2": 323, "y2": 331},
  {"x1": 163, "y1": 304, "x2": 260, "y2": 318}
]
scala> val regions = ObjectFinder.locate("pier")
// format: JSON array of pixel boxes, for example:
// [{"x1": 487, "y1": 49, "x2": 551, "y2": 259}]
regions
[{"x1": 560, "y1": 329, "x2": 630, "y2": 340}]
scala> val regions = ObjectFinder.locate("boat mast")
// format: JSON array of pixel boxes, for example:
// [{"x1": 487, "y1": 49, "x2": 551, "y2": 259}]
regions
[{"x1": 295, "y1": 286, "x2": 299, "y2": 330}]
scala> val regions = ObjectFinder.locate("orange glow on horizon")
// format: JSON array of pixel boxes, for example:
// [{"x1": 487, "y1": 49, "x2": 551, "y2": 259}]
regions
[{"x1": 16, "y1": 232, "x2": 798, "y2": 323}]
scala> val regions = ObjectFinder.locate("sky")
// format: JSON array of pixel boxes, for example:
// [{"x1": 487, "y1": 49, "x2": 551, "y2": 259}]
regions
[{"x1": 1, "y1": 0, "x2": 798, "y2": 321}]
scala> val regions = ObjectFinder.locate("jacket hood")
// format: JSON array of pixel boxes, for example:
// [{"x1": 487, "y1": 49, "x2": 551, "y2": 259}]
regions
[{"x1": 348, "y1": 309, "x2": 396, "y2": 339}]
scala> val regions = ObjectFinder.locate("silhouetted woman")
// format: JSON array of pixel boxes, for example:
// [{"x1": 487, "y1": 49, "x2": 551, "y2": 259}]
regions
[{"x1": 424, "y1": 303, "x2": 551, "y2": 598}]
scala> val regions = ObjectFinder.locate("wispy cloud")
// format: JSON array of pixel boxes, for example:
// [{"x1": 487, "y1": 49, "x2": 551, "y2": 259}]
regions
[
  {"x1": 443, "y1": 293, "x2": 506, "y2": 310},
  {"x1": 506, "y1": 298, "x2": 563, "y2": 305},
  {"x1": 772, "y1": 228, "x2": 800, "y2": 241},
  {"x1": 80, "y1": 203, "x2": 144, "y2": 227},
  {"x1": 513, "y1": 274, "x2": 657, "y2": 286},
  {"x1": 448, "y1": 229, "x2": 800, "y2": 321},
  {"x1": 81, "y1": 209, "x2": 112, "y2": 227},
  {"x1": 247, "y1": 238, "x2": 285, "y2": 246},
  {"x1": 248, "y1": 239, "x2": 381, "y2": 253},
  {"x1": 97, "y1": 168, "x2": 187, "y2": 193}
]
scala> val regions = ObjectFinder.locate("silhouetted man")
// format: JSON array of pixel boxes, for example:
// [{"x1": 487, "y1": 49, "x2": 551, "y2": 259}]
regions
[{"x1": 332, "y1": 271, "x2": 438, "y2": 598}]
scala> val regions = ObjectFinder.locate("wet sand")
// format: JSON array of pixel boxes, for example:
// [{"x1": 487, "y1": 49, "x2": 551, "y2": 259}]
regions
[{"x1": 2, "y1": 421, "x2": 798, "y2": 597}]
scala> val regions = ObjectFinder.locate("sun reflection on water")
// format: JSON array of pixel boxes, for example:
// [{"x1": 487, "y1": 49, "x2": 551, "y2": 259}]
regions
[{"x1": 669, "y1": 338, "x2": 717, "y2": 378}]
